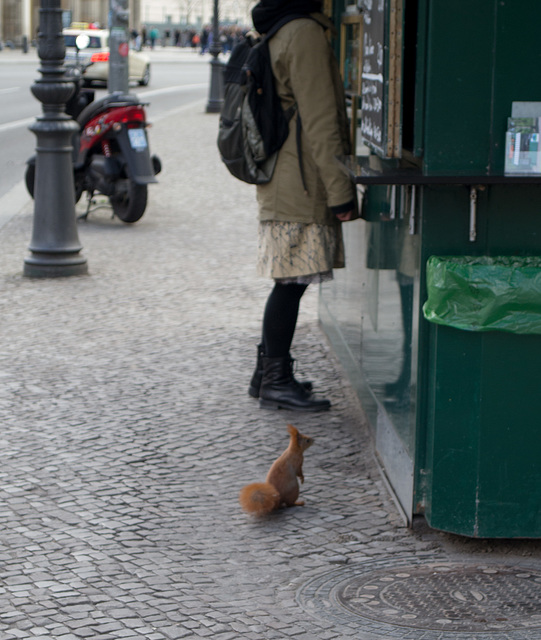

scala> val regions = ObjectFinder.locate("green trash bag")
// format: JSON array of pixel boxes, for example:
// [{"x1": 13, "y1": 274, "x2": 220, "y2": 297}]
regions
[{"x1": 423, "y1": 255, "x2": 541, "y2": 334}]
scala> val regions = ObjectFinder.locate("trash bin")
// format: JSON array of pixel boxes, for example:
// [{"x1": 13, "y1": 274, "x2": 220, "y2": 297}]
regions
[
  {"x1": 423, "y1": 255, "x2": 541, "y2": 334},
  {"x1": 420, "y1": 255, "x2": 541, "y2": 537}
]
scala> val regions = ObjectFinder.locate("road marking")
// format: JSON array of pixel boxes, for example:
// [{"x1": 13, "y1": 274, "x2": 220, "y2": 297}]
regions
[
  {"x1": 0, "y1": 82, "x2": 208, "y2": 133},
  {"x1": 0, "y1": 181, "x2": 29, "y2": 231},
  {"x1": 0, "y1": 87, "x2": 20, "y2": 95},
  {"x1": 137, "y1": 83, "x2": 208, "y2": 98},
  {"x1": 0, "y1": 117, "x2": 35, "y2": 133},
  {"x1": 0, "y1": 85, "x2": 207, "y2": 132},
  {"x1": 151, "y1": 98, "x2": 207, "y2": 123}
]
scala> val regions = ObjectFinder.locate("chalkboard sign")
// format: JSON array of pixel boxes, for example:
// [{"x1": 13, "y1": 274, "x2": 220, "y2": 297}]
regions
[{"x1": 360, "y1": 0, "x2": 403, "y2": 158}]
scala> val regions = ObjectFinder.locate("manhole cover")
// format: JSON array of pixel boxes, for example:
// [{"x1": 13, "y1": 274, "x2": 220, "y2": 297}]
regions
[{"x1": 297, "y1": 559, "x2": 541, "y2": 640}]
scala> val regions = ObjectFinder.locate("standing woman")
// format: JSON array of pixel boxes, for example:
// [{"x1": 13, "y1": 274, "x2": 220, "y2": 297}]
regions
[{"x1": 248, "y1": 0, "x2": 356, "y2": 411}]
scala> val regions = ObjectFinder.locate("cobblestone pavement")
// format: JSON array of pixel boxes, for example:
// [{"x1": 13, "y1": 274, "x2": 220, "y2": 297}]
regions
[{"x1": 0, "y1": 102, "x2": 540, "y2": 640}]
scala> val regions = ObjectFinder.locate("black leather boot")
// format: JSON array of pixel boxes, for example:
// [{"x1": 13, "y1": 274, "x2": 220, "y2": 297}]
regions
[
  {"x1": 259, "y1": 356, "x2": 330, "y2": 412},
  {"x1": 248, "y1": 344, "x2": 313, "y2": 399}
]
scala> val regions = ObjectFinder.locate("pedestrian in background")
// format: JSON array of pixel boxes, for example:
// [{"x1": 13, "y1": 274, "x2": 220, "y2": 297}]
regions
[
  {"x1": 200, "y1": 27, "x2": 209, "y2": 53},
  {"x1": 248, "y1": 0, "x2": 356, "y2": 412},
  {"x1": 149, "y1": 27, "x2": 159, "y2": 49}
]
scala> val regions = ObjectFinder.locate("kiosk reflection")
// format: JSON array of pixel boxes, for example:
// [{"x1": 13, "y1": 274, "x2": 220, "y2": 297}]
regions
[{"x1": 362, "y1": 186, "x2": 419, "y2": 449}]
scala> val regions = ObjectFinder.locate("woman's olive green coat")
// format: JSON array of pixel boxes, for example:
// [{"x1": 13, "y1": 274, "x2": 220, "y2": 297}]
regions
[{"x1": 256, "y1": 14, "x2": 355, "y2": 226}]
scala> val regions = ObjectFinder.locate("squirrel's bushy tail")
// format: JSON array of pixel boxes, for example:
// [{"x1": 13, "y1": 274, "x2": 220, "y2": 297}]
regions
[{"x1": 239, "y1": 482, "x2": 280, "y2": 516}]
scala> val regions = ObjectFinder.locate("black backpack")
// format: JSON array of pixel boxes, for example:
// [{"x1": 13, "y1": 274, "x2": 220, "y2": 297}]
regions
[{"x1": 217, "y1": 17, "x2": 303, "y2": 185}]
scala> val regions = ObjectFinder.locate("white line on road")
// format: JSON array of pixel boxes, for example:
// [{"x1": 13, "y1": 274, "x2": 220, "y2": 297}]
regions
[
  {"x1": 0, "y1": 84, "x2": 208, "y2": 133},
  {"x1": 137, "y1": 83, "x2": 208, "y2": 98},
  {"x1": 0, "y1": 117, "x2": 34, "y2": 134},
  {"x1": 0, "y1": 181, "x2": 29, "y2": 231},
  {"x1": 0, "y1": 87, "x2": 20, "y2": 95},
  {"x1": 151, "y1": 98, "x2": 207, "y2": 123}
]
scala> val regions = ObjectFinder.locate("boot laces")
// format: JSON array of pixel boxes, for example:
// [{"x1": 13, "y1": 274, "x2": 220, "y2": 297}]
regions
[{"x1": 288, "y1": 357, "x2": 305, "y2": 391}]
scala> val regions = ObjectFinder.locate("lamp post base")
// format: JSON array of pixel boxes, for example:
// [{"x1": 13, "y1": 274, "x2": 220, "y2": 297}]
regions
[
  {"x1": 24, "y1": 254, "x2": 88, "y2": 278},
  {"x1": 206, "y1": 99, "x2": 223, "y2": 114},
  {"x1": 206, "y1": 56, "x2": 224, "y2": 113}
]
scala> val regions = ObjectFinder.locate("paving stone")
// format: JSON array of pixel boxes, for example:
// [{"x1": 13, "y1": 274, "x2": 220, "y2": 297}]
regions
[{"x1": 0, "y1": 101, "x2": 539, "y2": 640}]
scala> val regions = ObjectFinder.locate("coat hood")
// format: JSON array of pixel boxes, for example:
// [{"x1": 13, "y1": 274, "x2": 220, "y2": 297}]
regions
[{"x1": 252, "y1": 0, "x2": 323, "y2": 34}]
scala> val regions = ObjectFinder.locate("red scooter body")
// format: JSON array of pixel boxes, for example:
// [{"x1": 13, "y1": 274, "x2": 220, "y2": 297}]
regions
[{"x1": 26, "y1": 67, "x2": 161, "y2": 223}]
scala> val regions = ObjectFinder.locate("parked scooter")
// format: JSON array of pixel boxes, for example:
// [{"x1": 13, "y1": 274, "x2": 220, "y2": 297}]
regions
[{"x1": 25, "y1": 34, "x2": 161, "y2": 223}]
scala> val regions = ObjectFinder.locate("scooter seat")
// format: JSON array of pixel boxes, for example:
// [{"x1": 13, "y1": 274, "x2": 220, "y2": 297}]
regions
[{"x1": 76, "y1": 93, "x2": 141, "y2": 128}]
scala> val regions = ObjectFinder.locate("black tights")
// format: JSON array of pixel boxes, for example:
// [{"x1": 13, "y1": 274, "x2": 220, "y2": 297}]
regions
[{"x1": 262, "y1": 282, "x2": 308, "y2": 358}]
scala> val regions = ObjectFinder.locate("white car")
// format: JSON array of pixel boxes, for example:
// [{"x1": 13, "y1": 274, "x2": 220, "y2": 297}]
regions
[{"x1": 63, "y1": 28, "x2": 151, "y2": 86}]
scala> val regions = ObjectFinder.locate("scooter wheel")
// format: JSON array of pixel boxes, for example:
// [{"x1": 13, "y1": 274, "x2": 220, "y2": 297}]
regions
[
  {"x1": 26, "y1": 161, "x2": 84, "y2": 204},
  {"x1": 110, "y1": 181, "x2": 147, "y2": 223},
  {"x1": 74, "y1": 173, "x2": 85, "y2": 204},
  {"x1": 25, "y1": 162, "x2": 35, "y2": 198}
]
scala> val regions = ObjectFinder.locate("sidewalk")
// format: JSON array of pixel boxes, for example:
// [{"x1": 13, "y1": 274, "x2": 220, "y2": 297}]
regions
[{"x1": 0, "y1": 102, "x2": 540, "y2": 640}]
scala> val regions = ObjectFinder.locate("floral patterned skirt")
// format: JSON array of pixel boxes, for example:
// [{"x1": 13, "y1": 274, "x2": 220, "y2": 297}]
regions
[{"x1": 257, "y1": 221, "x2": 345, "y2": 284}]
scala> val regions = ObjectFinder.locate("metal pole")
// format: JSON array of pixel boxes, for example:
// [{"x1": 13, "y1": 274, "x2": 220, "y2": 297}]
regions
[
  {"x1": 24, "y1": 0, "x2": 88, "y2": 278},
  {"x1": 205, "y1": 0, "x2": 224, "y2": 113},
  {"x1": 108, "y1": 0, "x2": 130, "y2": 95}
]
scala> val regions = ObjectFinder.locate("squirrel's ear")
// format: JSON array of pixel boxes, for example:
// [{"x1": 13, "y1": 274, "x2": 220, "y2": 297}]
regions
[{"x1": 287, "y1": 423, "x2": 298, "y2": 437}]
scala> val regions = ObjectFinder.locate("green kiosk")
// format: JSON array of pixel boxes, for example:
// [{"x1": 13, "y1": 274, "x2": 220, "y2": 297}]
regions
[{"x1": 321, "y1": 0, "x2": 541, "y2": 537}]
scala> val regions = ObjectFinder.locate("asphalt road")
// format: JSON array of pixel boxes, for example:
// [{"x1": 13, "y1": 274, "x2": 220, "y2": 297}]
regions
[{"x1": 0, "y1": 54, "x2": 210, "y2": 206}]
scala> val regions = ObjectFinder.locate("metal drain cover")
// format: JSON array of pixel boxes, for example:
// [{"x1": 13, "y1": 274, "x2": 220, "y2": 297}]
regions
[{"x1": 297, "y1": 559, "x2": 541, "y2": 640}]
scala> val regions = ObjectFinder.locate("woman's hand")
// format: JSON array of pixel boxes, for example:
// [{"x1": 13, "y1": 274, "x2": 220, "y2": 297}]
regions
[{"x1": 335, "y1": 210, "x2": 355, "y2": 222}]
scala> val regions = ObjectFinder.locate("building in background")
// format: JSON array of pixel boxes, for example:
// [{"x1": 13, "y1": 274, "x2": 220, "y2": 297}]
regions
[
  {"x1": 0, "y1": 0, "x2": 253, "y2": 48},
  {"x1": 140, "y1": 0, "x2": 254, "y2": 29},
  {"x1": 0, "y1": 0, "x2": 34, "y2": 46}
]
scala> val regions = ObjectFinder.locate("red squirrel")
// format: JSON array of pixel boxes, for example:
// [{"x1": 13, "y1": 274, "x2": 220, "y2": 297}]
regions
[{"x1": 239, "y1": 424, "x2": 314, "y2": 516}]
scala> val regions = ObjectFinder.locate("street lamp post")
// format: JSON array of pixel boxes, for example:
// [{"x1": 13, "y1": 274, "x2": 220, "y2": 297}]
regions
[
  {"x1": 24, "y1": 0, "x2": 88, "y2": 278},
  {"x1": 205, "y1": 0, "x2": 224, "y2": 113}
]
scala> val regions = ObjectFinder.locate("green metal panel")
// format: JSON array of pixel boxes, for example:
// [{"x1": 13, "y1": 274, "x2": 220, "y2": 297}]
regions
[
  {"x1": 415, "y1": 186, "x2": 481, "y2": 517},
  {"x1": 489, "y1": 3, "x2": 541, "y2": 173},
  {"x1": 326, "y1": 0, "x2": 541, "y2": 537},
  {"x1": 409, "y1": 0, "x2": 541, "y2": 535},
  {"x1": 422, "y1": 1, "x2": 541, "y2": 175},
  {"x1": 477, "y1": 332, "x2": 541, "y2": 537},
  {"x1": 424, "y1": 326, "x2": 541, "y2": 538},
  {"x1": 423, "y1": 325, "x2": 483, "y2": 535},
  {"x1": 417, "y1": 185, "x2": 541, "y2": 536},
  {"x1": 423, "y1": 1, "x2": 496, "y2": 175},
  {"x1": 486, "y1": 185, "x2": 541, "y2": 253}
]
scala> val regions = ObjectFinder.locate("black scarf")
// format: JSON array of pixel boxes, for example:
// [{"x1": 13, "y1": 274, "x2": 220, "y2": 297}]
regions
[{"x1": 252, "y1": 0, "x2": 323, "y2": 34}]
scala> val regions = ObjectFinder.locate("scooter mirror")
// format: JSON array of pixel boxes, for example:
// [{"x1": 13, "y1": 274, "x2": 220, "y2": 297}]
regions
[{"x1": 75, "y1": 34, "x2": 91, "y2": 50}]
